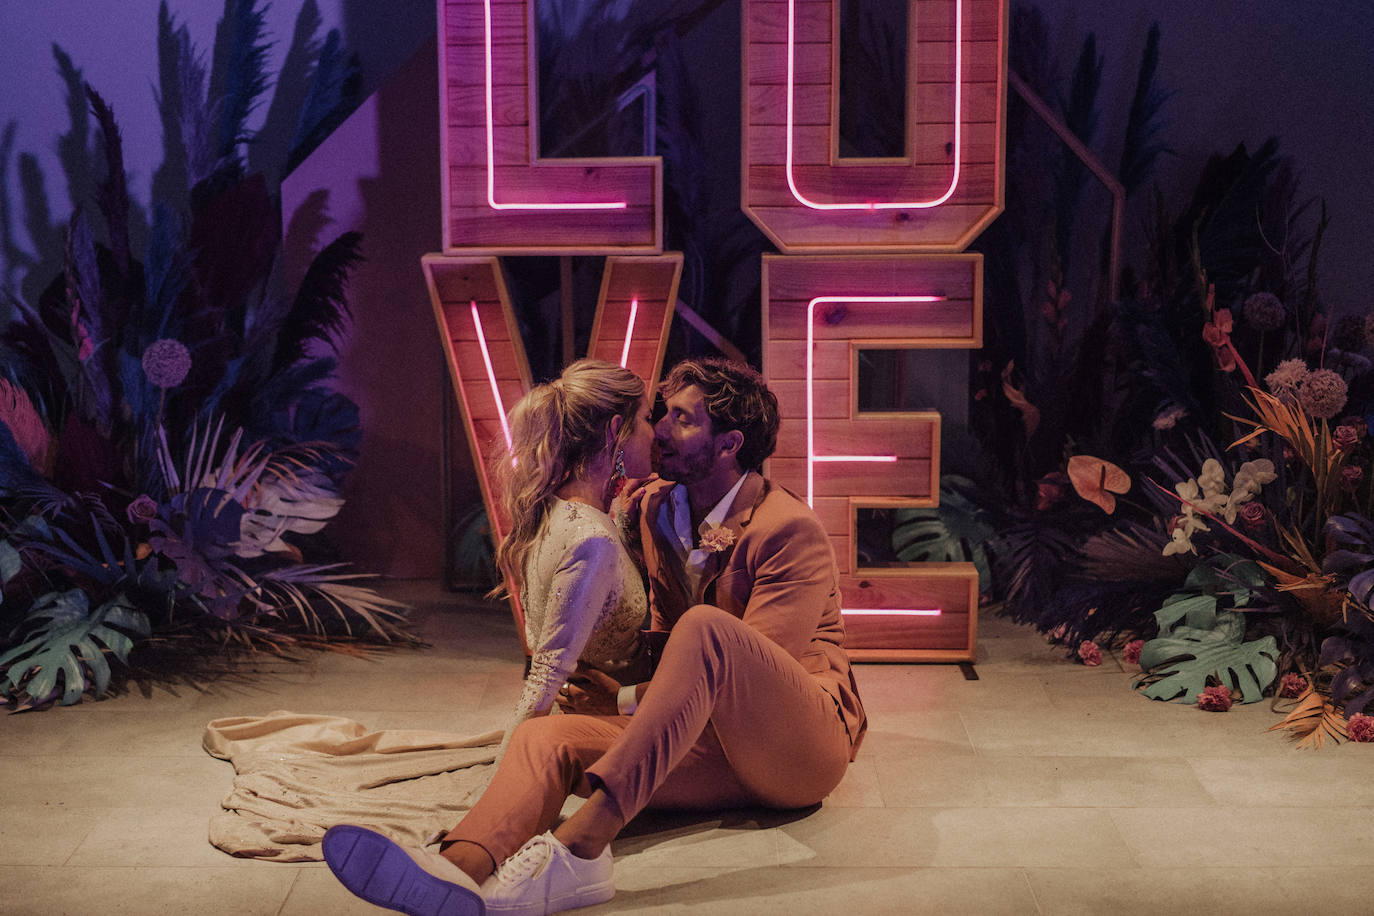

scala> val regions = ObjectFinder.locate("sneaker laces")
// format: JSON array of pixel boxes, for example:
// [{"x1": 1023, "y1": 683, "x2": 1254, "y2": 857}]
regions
[{"x1": 493, "y1": 835, "x2": 554, "y2": 886}]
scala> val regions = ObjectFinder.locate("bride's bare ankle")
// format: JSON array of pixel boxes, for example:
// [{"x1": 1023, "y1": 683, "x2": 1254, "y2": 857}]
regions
[{"x1": 440, "y1": 839, "x2": 496, "y2": 883}]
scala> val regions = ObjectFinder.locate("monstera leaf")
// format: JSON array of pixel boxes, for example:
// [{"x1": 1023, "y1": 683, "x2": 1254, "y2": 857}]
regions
[
  {"x1": 1135, "y1": 593, "x2": 1278, "y2": 704},
  {"x1": 0, "y1": 590, "x2": 151, "y2": 705}
]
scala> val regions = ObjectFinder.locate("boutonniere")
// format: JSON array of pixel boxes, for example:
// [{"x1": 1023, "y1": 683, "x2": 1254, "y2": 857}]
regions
[{"x1": 698, "y1": 525, "x2": 735, "y2": 553}]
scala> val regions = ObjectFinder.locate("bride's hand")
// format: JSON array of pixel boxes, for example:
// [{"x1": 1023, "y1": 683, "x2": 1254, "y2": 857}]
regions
[
  {"x1": 557, "y1": 666, "x2": 621, "y2": 715},
  {"x1": 613, "y1": 474, "x2": 659, "y2": 527}
]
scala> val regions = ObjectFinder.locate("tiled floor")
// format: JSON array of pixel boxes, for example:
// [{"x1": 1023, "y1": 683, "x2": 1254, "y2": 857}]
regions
[{"x1": 3, "y1": 580, "x2": 1372, "y2": 915}]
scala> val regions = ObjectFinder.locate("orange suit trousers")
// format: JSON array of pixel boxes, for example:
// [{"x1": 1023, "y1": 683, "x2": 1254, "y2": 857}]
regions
[{"x1": 442, "y1": 605, "x2": 852, "y2": 866}]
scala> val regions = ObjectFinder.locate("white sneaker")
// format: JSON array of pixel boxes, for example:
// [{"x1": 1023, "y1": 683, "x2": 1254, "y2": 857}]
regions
[
  {"x1": 322, "y1": 824, "x2": 485, "y2": 916},
  {"x1": 481, "y1": 832, "x2": 614, "y2": 916}
]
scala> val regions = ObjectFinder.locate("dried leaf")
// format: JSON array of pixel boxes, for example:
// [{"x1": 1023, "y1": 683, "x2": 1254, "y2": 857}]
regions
[{"x1": 1267, "y1": 688, "x2": 1348, "y2": 749}]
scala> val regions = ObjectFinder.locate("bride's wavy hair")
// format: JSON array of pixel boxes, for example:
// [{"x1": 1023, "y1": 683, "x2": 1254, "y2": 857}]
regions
[{"x1": 491, "y1": 359, "x2": 645, "y2": 598}]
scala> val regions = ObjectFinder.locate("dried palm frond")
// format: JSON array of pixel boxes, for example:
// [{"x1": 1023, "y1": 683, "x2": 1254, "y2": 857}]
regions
[{"x1": 1267, "y1": 687, "x2": 1348, "y2": 749}]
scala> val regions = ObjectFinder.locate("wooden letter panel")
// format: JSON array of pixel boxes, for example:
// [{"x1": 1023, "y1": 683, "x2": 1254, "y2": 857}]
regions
[
  {"x1": 764, "y1": 253, "x2": 983, "y2": 660},
  {"x1": 440, "y1": 0, "x2": 663, "y2": 253},
  {"x1": 743, "y1": 0, "x2": 1007, "y2": 252}
]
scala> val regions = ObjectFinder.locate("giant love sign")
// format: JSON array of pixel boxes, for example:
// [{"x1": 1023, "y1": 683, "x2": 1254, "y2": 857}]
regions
[{"x1": 422, "y1": 0, "x2": 1008, "y2": 660}]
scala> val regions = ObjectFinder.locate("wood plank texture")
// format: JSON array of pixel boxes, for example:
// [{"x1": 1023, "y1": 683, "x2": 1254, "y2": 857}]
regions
[
  {"x1": 440, "y1": 0, "x2": 662, "y2": 252},
  {"x1": 742, "y1": 0, "x2": 1007, "y2": 251}
]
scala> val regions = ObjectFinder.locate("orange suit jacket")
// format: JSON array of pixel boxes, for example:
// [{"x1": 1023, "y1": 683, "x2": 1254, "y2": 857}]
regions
[{"x1": 638, "y1": 473, "x2": 867, "y2": 758}]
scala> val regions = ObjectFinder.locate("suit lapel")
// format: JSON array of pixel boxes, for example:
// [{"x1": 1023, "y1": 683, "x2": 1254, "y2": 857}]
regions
[{"x1": 695, "y1": 474, "x2": 768, "y2": 605}]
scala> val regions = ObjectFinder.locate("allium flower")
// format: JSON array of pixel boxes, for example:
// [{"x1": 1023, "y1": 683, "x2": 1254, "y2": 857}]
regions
[
  {"x1": 1334, "y1": 425, "x2": 1362, "y2": 452},
  {"x1": 1237, "y1": 500, "x2": 1266, "y2": 529},
  {"x1": 1077, "y1": 640, "x2": 1103, "y2": 666},
  {"x1": 1243, "y1": 292, "x2": 1286, "y2": 332},
  {"x1": 1152, "y1": 404, "x2": 1187, "y2": 430},
  {"x1": 1122, "y1": 639, "x2": 1144, "y2": 666},
  {"x1": 141, "y1": 338, "x2": 192, "y2": 389},
  {"x1": 1333, "y1": 315, "x2": 1367, "y2": 353},
  {"x1": 1279, "y1": 673, "x2": 1308, "y2": 699},
  {"x1": 698, "y1": 525, "x2": 735, "y2": 553},
  {"x1": 126, "y1": 494, "x2": 158, "y2": 525},
  {"x1": 1296, "y1": 368, "x2": 1348, "y2": 420},
  {"x1": 1197, "y1": 685, "x2": 1233, "y2": 711},
  {"x1": 1348, "y1": 713, "x2": 1374, "y2": 743},
  {"x1": 1341, "y1": 464, "x2": 1364, "y2": 491},
  {"x1": 1265, "y1": 358, "x2": 1310, "y2": 402}
]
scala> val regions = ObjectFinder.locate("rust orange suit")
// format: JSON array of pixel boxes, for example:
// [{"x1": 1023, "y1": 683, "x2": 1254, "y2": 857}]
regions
[{"x1": 443, "y1": 474, "x2": 866, "y2": 865}]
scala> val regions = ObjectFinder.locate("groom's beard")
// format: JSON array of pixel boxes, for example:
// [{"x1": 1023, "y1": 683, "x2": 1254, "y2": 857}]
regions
[{"x1": 653, "y1": 437, "x2": 715, "y2": 484}]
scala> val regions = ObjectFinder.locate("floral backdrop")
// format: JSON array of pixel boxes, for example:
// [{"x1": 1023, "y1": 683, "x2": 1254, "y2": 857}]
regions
[{"x1": 0, "y1": 0, "x2": 408, "y2": 710}]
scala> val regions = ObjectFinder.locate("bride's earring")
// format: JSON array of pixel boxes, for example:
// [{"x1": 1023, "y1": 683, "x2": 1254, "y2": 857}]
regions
[{"x1": 613, "y1": 447, "x2": 625, "y2": 477}]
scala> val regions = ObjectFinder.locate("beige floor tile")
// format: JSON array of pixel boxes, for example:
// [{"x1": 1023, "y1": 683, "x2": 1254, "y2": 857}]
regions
[
  {"x1": 822, "y1": 757, "x2": 885, "y2": 807},
  {"x1": 1188, "y1": 755, "x2": 1374, "y2": 806},
  {"x1": 1025, "y1": 866, "x2": 1291, "y2": 916},
  {"x1": 0, "y1": 805, "x2": 98, "y2": 867},
  {"x1": 279, "y1": 863, "x2": 403, "y2": 916},
  {"x1": 1110, "y1": 807, "x2": 1374, "y2": 868},
  {"x1": 596, "y1": 864, "x2": 1039, "y2": 914},
  {"x1": 777, "y1": 806, "x2": 1138, "y2": 868},
  {"x1": 611, "y1": 811, "x2": 784, "y2": 869},
  {"x1": 0, "y1": 865, "x2": 299, "y2": 916},
  {"x1": 874, "y1": 754, "x2": 1214, "y2": 808},
  {"x1": 65, "y1": 808, "x2": 267, "y2": 868},
  {"x1": 0, "y1": 754, "x2": 229, "y2": 809},
  {"x1": 857, "y1": 712, "x2": 977, "y2": 760}
]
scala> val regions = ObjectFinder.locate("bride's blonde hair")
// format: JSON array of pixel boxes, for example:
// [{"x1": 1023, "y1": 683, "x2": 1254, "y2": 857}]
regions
[{"x1": 491, "y1": 359, "x2": 645, "y2": 598}]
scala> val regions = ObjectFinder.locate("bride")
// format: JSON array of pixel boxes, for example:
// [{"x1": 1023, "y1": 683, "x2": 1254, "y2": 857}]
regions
[{"x1": 489, "y1": 359, "x2": 655, "y2": 756}]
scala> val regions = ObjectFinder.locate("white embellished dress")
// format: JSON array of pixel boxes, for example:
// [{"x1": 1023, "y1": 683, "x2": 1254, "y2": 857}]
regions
[{"x1": 500, "y1": 498, "x2": 647, "y2": 756}]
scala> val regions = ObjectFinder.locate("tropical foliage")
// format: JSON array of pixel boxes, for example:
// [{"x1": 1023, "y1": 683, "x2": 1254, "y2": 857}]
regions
[
  {"x1": 929, "y1": 6, "x2": 1373, "y2": 746},
  {"x1": 0, "y1": 0, "x2": 407, "y2": 709}
]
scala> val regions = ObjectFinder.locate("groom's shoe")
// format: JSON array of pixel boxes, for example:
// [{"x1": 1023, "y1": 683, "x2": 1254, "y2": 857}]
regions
[
  {"x1": 481, "y1": 832, "x2": 614, "y2": 916},
  {"x1": 322, "y1": 824, "x2": 485, "y2": 916}
]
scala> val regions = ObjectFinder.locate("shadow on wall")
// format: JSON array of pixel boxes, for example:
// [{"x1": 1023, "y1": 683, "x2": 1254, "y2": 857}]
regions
[{"x1": 283, "y1": 36, "x2": 465, "y2": 579}]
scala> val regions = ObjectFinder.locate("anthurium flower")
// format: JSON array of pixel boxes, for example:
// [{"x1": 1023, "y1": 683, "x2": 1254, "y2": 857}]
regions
[{"x1": 1067, "y1": 455, "x2": 1131, "y2": 514}]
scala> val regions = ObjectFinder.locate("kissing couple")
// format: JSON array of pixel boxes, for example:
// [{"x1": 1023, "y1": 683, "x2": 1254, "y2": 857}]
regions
[{"x1": 323, "y1": 357, "x2": 867, "y2": 916}]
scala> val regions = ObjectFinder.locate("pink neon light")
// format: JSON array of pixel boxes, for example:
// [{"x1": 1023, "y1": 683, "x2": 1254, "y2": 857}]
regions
[
  {"x1": 620, "y1": 298, "x2": 639, "y2": 368},
  {"x1": 842, "y1": 609, "x2": 943, "y2": 617},
  {"x1": 471, "y1": 300, "x2": 513, "y2": 450},
  {"x1": 805, "y1": 295, "x2": 946, "y2": 506},
  {"x1": 483, "y1": 0, "x2": 627, "y2": 211},
  {"x1": 784, "y1": 0, "x2": 962, "y2": 210}
]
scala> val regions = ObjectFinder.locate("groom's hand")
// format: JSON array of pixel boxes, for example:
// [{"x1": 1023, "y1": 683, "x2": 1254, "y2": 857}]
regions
[{"x1": 557, "y1": 665, "x2": 620, "y2": 715}]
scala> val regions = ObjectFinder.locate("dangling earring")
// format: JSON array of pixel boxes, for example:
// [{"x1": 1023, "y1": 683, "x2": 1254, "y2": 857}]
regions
[{"x1": 613, "y1": 447, "x2": 626, "y2": 478}]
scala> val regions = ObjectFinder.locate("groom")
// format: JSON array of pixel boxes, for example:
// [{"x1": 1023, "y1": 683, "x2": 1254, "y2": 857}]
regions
[{"x1": 323, "y1": 357, "x2": 866, "y2": 916}]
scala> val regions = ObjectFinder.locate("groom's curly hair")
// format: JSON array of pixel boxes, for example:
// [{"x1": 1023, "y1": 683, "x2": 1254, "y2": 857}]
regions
[{"x1": 660, "y1": 357, "x2": 779, "y2": 472}]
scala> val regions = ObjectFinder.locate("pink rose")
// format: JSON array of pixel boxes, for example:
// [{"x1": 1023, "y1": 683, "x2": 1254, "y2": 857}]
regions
[
  {"x1": 1334, "y1": 425, "x2": 1361, "y2": 452},
  {"x1": 1348, "y1": 713, "x2": 1374, "y2": 743},
  {"x1": 1122, "y1": 639, "x2": 1145, "y2": 666},
  {"x1": 1077, "y1": 640, "x2": 1102, "y2": 666},
  {"x1": 1279, "y1": 672, "x2": 1308, "y2": 699},
  {"x1": 1198, "y1": 685, "x2": 1233, "y2": 712},
  {"x1": 1341, "y1": 465, "x2": 1365, "y2": 491},
  {"x1": 1237, "y1": 501, "x2": 1266, "y2": 530},
  {"x1": 126, "y1": 494, "x2": 159, "y2": 525}
]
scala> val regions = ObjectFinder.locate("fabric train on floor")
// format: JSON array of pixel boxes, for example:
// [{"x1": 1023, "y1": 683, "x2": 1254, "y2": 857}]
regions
[{"x1": 204, "y1": 710, "x2": 501, "y2": 862}]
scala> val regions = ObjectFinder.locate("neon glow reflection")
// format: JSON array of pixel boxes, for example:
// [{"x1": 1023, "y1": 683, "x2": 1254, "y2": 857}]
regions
[
  {"x1": 483, "y1": 0, "x2": 627, "y2": 211},
  {"x1": 805, "y1": 295, "x2": 945, "y2": 506},
  {"x1": 471, "y1": 300, "x2": 513, "y2": 450},
  {"x1": 784, "y1": 0, "x2": 962, "y2": 210},
  {"x1": 842, "y1": 609, "x2": 943, "y2": 617},
  {"x1": 620, "y1": 298, "x2": 639, "y2": 368}
]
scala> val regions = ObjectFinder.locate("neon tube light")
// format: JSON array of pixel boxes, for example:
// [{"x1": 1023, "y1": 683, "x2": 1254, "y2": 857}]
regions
[
  {"x1": 785, "y1": 0, "x2": 962, "y2": 210},
  {"x1": 805, "y1": 295, "x2": 946, "y2": 506},
  {"x1": 620, "y1": 298, "x2": 639, "y2": 368},
  {"x1": 842, "y1": 609, "x2": 943, "y2": 617},
  {"x1": 471, "y1": 300, "x2": 513, "y2": 450},
  {"x1": 484, "y1": 0, "x2": 627, "y2": 211}
]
